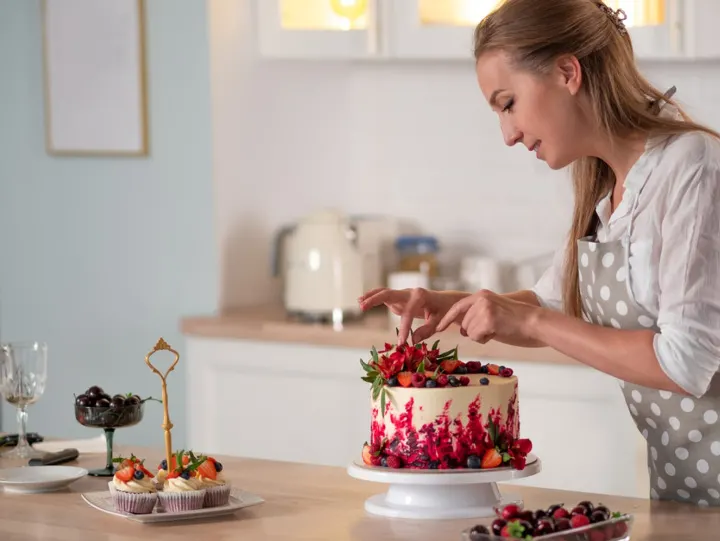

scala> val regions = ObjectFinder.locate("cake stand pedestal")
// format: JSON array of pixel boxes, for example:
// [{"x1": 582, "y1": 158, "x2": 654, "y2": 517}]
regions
[{"x1": 347, "y1": 453, "x2": 541, "y2": 520}]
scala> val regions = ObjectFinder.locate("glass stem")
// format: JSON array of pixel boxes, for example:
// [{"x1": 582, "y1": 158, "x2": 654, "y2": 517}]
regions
[
  {"x1": 104, "y1": 428, "x2": 115, "y2": 471},
  {"x1": 15, "y1": 405, "x2": 29, "y2": 454}
]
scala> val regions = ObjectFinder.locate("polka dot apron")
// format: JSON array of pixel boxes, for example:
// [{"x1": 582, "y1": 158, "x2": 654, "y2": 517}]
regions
[{"x1": 579, "y1": 197, "x2": 720, "y2": 507}]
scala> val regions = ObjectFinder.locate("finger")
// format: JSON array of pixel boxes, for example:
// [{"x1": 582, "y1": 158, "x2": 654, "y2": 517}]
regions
[
  {"x1": 398, "y1": 290, "x2": 426, "y2": 344},
  {"x1": 412, "y1": 312, "x2": 441, "y2": 344},
  {"x1": 463, "y1": 302, "x2": 495, "y2": 344},
  {"x1": 359, "y1": 289, "x2": 400, "y2": 311},
  {"x1": 358, "y1": 288, "x2": 386, "y2": 303},
  {"x1": 436, "y1": 296, "x2": 474, "y2": 332}
]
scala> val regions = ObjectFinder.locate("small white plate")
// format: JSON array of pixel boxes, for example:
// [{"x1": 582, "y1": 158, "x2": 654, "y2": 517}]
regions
[
  {"x1": 81, "y1": 487, "x2": 265, "y2": 523},
  {"x1": 0, "y1": 466, "x2": 88, "y2": 494}
]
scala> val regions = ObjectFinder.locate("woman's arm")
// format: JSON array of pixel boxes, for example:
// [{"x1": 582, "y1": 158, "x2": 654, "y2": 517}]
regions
[{"x1": 528, "y1": 309, "x2": 689, "y2": 394}]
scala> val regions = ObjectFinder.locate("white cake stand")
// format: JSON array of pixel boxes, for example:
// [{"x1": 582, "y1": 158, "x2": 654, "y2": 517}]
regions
[{"x1": 347, "y1": 453, "x2": 541, "y2": 520}]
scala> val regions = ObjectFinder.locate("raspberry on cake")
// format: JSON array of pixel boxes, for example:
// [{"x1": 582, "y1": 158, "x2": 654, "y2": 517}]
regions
[{"x1": 359, "y1": 337, "x2": 532, "y2": 470}]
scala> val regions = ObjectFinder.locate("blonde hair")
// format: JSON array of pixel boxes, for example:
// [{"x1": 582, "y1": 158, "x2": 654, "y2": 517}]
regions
[{"x1": 473, "y1": 0, "x2": 720, "y2": 318}]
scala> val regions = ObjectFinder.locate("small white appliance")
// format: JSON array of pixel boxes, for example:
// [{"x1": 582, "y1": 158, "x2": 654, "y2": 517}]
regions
[{"x1": 272, "y1": 209, "x2": 365, "y2": 323}]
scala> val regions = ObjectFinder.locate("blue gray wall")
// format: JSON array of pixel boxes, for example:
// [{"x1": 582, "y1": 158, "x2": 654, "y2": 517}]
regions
[{"x1": 0, "y1": 0, "x2": 218, "y2": 449}]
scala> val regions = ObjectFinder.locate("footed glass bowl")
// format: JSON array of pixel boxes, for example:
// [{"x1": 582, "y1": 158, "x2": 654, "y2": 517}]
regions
[{"x1": 74, "y1": 403, "x2": 144, "y2": 477}]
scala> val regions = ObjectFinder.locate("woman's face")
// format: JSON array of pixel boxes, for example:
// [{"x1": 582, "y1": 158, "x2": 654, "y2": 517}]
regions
[{"x1": 476, "y1": 50, "x2": 589, "y2": 170}]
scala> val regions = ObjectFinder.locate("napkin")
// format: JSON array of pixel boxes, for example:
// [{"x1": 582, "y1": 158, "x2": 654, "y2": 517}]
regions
[{"x1": 33, "y1": 434, "x2": 107, "y2": 454}]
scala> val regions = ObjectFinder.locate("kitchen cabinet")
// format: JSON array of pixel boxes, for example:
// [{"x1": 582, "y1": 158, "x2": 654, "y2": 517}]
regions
[
  {"x1": 255, "y1": 0, "x2": 720, "y2": 61},
  {"x1": 185, "y1": 335, "x2": 649, "y2": 499}
]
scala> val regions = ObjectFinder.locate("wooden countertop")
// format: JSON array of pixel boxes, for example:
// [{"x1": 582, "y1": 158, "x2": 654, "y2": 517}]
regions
[
  {"x1": 180, "y1": 305, "x2": 577, "y2": 365},
  {"x1": 0, "y1": 445, "x2": 717, "y2": 540}
]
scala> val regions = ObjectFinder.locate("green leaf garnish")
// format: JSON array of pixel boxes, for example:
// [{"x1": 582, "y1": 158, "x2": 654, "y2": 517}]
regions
[{"x1": 370, "y1": 346, "x2": 379, "y2": 364}]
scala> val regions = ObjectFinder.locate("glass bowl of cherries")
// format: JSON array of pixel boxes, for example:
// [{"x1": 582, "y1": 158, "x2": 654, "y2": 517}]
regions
[
  {"x1": 74, "y1": 385, "x2": 158, "y2": 477},
  {"x1": 461, "y1": 501, "x2": 633, "y2": 541}
]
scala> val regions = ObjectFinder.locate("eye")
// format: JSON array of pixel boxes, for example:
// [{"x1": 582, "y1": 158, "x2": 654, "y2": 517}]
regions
[{"x1": 502, "y1": 98, "x2": 515, "y2": 112}]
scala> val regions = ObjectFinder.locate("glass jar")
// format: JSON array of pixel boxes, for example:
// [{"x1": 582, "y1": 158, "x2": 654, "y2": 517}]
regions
[{"x1": 395, "y1": 235, "x2": 440, "y2": 278}]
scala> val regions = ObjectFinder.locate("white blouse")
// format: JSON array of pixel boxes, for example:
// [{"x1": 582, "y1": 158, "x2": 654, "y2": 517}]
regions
[{"x1": 532, "y1": 128, "x2": 720, "y2": 398}]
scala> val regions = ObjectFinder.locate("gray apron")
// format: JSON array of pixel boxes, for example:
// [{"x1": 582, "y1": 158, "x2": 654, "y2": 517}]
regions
[{"x1": 578, "y1": 185, "x2": 720, "y2": 506}]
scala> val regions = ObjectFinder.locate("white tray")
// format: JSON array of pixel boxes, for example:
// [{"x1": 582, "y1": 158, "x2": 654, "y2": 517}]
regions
[{"x1": 81, "y1": 487, "x2": 265, "y2": 523}]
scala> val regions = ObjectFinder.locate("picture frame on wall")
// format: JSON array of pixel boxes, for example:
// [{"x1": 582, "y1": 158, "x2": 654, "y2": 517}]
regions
[{"x1": 41, "y1": 0, "x2": 149, "y2": 157}]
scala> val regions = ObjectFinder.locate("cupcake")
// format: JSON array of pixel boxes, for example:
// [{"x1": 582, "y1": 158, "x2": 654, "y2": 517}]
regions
[
  {"x1": 110, "y1": 454, "x2": 158, "y2": 514},
  {"x1": 157, "y1": 451, "x2": 207, "y2": 512},
  {"x1": 194, "y1": 455, "x2": 231, "y2": 508},
  {"x1": 154, "y1": 450, "x2": 190, "y2": 489}
]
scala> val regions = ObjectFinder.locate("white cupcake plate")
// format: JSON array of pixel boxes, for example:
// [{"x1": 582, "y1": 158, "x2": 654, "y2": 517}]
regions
[{"x1": 81, "y1": 486, "x2": 265, "y2": 523}]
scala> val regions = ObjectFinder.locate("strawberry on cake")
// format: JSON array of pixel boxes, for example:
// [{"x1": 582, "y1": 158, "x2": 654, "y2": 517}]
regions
[{"x1": 360, "y1": 338, "x2": 532, "y2": 470}]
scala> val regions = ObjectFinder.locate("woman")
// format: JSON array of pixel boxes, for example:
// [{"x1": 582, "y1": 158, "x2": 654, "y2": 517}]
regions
[{"x1": 359, "y1": 0, "x2": 720, "y2": 506}]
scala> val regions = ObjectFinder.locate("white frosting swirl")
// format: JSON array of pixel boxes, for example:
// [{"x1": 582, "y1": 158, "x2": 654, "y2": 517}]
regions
[
  {"x1": 196, "y1": 472, "x2": 227, "y2": 487},
  {"x1": 112, "y1": 475, "x2": 156, "y2": 493},
  {"x1": 163, "y1": 476, "x2": 202, "y2": 492}
]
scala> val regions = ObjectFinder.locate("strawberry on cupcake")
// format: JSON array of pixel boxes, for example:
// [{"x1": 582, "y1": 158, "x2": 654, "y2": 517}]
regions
[
  {"x1": 194, "y1": 454, "x2": 231, "y2": 508},
  {"x1": 110, "y1": 454, "x2": 158, "y2": 514},
  {"x1": 157, "y1": 450, "x2": 207, "y2": 512}
]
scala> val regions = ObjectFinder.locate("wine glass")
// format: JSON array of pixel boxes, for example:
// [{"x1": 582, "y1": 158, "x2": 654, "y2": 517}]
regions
[{"x1": 0, "y1": 341, "x2": 48, "y2": 459}]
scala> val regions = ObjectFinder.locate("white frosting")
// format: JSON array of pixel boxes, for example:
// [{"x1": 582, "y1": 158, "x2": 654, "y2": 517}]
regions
[
  {"x1": 372, "y1": 374, "x2": 519, "y2": 442},
  {"x1": 112, "y1": 475, "x2": 156, "y2": 493},
  {"x1": 163, "y1": 476, "x2": 202, "y2": 492},
  {"x1": 196, "y1": 472, "x2": 227, "y2": 488}
]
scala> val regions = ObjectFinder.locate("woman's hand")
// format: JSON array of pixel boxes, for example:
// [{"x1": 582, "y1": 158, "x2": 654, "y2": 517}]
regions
[
  {"x1": 435, "y1": 289, "x2": 544, "y2": 347},
  {"x1": 358, "y1": 288, "x2": 468, "y2": 345}
]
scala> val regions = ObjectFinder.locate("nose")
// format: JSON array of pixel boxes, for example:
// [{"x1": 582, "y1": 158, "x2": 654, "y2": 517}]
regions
[{"x1": 500, "y1": 119, "x2": 522, "y2": 147}]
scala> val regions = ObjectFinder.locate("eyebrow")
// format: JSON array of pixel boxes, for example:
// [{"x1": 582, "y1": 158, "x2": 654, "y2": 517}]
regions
[{"x1": 489, "y1": 89, "x2": 506, "y2": 108}]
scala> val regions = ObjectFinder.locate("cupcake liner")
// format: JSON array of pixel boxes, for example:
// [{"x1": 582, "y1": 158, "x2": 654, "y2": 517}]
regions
[
  {"x1": 203, "y1": 484, "x2": 231, "y2": 508},
  {"x1": 158, "y1": 489, "x2": 207, "y2": 512},
  {"x1": 112, "y1": 489, "x2": 158, "y2": 515}
]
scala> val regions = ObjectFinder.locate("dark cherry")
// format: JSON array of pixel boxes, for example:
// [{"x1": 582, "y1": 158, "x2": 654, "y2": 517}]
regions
[
  {"x1": 534, "y1": 519, "x2": 555, "y2": 536},
  {"x1": 533, "y1": 509, "x2": 548, "y2": 522},
  {"x1": 75, "y1": 394, "x2": 90, "y2": 407},
  {"x1": 571, "y1": 505, "x2": 590, "y2": 517},
  {"x1": 86, "y1": 386, "x2": 104, "y2": 399},
  {"x1": 590, "y1": 509, "x2": 610, "y2": 523},
  {"x1": 468, "y1": 524, "x2": 490, "y2": 541},
  {"x1": 577, "y1": 500, "x2": 595, "y2": 513},
  {"x1": 126, "y1": 395, "x2": 141, "y2": 405},
  {"x1": 594, "y1": 505, "x2": 610, "y2": 517},
  {"x1": 490, "y1": 518, "x2": 507, "y2": 536},
  {"x1": 95, "y1": 398, "x2": 111, "y2": 407},
  {"x1": 517, "y1": 510, "x2": 534, "y2": 523},
  {"x1": 554, "y1": 518, "x2": 572, "y2": 532},
  {"x1": 111, "y1": 396, "x2": 126, "y2": 408},
  {"x1": 455, "y1": 365, "x2": 468, "y2": 374},
  {"x1": 516, "y1": 520, "x2": 534, "y2": 536}
]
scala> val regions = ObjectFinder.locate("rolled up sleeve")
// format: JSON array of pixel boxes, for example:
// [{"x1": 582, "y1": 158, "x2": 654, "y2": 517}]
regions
[
  {"x1": 654, "y1": 163, "x2": 720, "y2": 398},
  {"x1": 531, "y1": 247, "x2": 565, "y2": 313}
]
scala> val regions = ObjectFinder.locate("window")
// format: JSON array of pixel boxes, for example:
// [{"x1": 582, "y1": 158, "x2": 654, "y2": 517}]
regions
[
  {"x1": 280, "y1": 0, "x2": 368, "y2": 30},
  {"x1": 418, "y1": 0, "x2": 665, "y2": 28}
]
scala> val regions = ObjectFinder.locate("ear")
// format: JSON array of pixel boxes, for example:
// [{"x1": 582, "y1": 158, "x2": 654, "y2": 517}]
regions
[{"x1": 554, "y1": 54, "x2": 582, "y2": 96}]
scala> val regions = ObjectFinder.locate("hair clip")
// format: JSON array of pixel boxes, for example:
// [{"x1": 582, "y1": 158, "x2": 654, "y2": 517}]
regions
[{"x1": 597, "y1": 3, "x2": 628, "y2": 35}]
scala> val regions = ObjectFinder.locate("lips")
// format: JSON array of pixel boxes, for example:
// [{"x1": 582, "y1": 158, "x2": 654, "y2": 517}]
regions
[{"x1": 530, "y1": 141, "x2": 542, "y2": 158}]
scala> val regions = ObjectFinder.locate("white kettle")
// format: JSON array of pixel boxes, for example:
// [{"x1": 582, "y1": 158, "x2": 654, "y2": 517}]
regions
[{"x1": 272, "y1": 209, "x2": 364, "y2": 323}]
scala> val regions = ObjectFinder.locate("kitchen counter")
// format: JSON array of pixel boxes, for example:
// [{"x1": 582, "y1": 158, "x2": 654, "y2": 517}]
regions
[
  {"x1": 0, "y1": 445, "x2": 716, "y2": 540},
  {"x1": 180, "y1": 305, "x2": 577, "y2": 365}
]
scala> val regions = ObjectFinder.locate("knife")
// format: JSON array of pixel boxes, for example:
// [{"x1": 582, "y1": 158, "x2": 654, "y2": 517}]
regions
[{"x1": 28, "y1": 448, "x2": 80, "y2": 466}]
